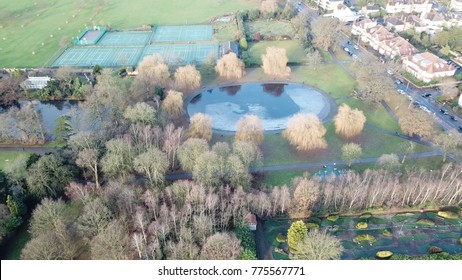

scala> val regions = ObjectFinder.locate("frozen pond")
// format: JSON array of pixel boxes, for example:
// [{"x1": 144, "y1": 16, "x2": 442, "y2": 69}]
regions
[{"x1": 187, "y1": 83, "x2": 335, "y2": 132}]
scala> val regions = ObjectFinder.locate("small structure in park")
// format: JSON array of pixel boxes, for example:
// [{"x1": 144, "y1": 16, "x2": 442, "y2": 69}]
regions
[
  {"x1": 219, "y1": 41, "x2": 241, "y2": 58},
  {"x1": 245, "y1": 213, "x2": 257, "y2": 231},
  {"x1": 21, "y1": 76, "x2": 53, "y2": 90}
]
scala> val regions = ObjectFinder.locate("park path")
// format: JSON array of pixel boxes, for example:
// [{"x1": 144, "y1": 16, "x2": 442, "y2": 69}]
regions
[{"x1": 0, "y1": 146, "x2": 57, "y2": 155}]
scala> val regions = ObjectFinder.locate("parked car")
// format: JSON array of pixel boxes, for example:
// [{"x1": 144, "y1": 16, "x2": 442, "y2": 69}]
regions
[
  {"x1": 407, "y1": 95, "x2": 413, "y2": 101},
  {"x1": 397, "y1": 89, "x2": 405, "y2": 95},
  {"x1": 440, "y1": 108, "x2": 449, "y2": 115},
  {"x1": 450, "y1": 115, "x2": 457, "y2": 121},
  {"x1": 353, "y1": 45, "x2": 359, "y2": 50},
  {"x1": 344, "y1": 47, "x2": 350, "y2": 52},
  {"x1": 387, "y1": 69, "x2": 393, "y2": 75},
  {"x1": 352, "y1": 54, "x2": 358, "y2": 59},
  {"x1": 395, "y1": 80, "x2": 402, "y2": 84},
  {"x1": 421, "y1": 93, "x2": 432, "y2": 98},
  {"x1": 459, "y1": 125, "x2": 462, "y2": 132},
  {"x1": 447, "y1": 60, "x2": 452, "y2": 65},
  {"x1": 419, "y1": 105, "x2": 431, "y2": 113}
]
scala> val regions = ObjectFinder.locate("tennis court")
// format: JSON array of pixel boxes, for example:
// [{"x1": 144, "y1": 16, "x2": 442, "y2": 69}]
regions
[
  {"x1": 151, "y1": 25, "x2": 213, "y2": 42},
  {"x1": 142, "y1": 43, "x2": 218, "y2": 65},
  {"x1": 97, "y1": 32, "x2": 153, "y2": 46},
  {"x1": 52, "y1": 47, "x2": 143, "y2": 67}
]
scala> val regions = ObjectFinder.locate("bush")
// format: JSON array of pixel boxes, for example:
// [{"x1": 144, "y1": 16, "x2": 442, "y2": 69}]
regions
[
  {"x1": 306, "y1": 217, "x2": 322, "y2": 225},
  {"x1": 416, "y1": 219, "x2": 435, "y2": 226},
  {"x1": 382, "y1": 229, "x2": 392, "y2": 237},
  {"x1": 276, "y1": 233, "x2": 287, "y2": 243},
  {"x1": 305, "y1": 223, "x2": 319, "y2": 230},
  {"x1": 327, "y1": 215, "x2": 339, "y2": 222},
  {"x1": 359, "y1": 212, "x2": 372, "y2": 219},
  {"x1": 356, "y1": 222, "x2": 368, "y2": 229},
  {"x1": 437, "y1": 211, "x2": 458, "y2": 219},
  {"x1": 353, "y1": 234, "x2": 376, "y2": 244},
  {"x1": 376, "y1": 251, "x2": 393, "y2": 259},
  {"x1": 239, "y1": 37, "x2": 248, "y2": 50},
  {"x1": 428, "y1": 246, "x2": 443, "y2": 254}
]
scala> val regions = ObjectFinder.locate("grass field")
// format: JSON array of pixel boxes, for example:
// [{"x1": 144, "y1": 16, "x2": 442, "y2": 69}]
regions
[
  {"x1": 246, "y1": 20, "x2": 295, "y2": 39},
  {"x1": 0, "y1": 151, "x2": 31, "y2": 171},
  {"x1": 247, "y1": 40, "x2": 307, "y2": 65},
  {"x1": 0, "y1": 0, "x2": 259, "y2": 67}
]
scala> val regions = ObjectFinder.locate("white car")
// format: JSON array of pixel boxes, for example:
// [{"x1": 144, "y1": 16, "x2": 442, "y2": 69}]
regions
[
  {"x1": 407, "y1": 95, "x2": 413, "y2": 101},
  {"x1": 352, "y1": 54, "x2": 358, "y2": 59},
  {"x1": 387, "y1": 69, "x2": 393, "y2": 75},
  {"x1": 397, "y1": 89, "x2": 405, "y2": 95},
  {"x1": 419, "y1": 106, "x2": 431, "y2": 113},
  {"x1": 353, "y1": 45, "x2": 359, "y2": 50},
  {"x1": 344, "y1": 47, "x2": 350, "y2": 52}
]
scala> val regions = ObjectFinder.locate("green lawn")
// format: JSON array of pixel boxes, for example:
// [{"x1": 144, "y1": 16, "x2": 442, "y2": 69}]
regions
[
  {"x1": 247, "y1": 40, "x2": 307, "y2": 65},
  {"x1": 291, "y1": 65, "x2": 356, "y2": 98},
  {"x1": 246, "y1": 20, "x2": 295, "y2": 39},
  {"x1": 0, "y1": 151, "x2": 31, "y2": 171},
  {"x1": 0, "y1": 0, "x2": 260, "y2": 67}
]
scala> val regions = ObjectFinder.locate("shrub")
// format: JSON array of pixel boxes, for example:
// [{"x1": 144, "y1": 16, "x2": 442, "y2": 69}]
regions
[
  {"x1": 382, "y1": 229, "x2": 392, "y2": 237},
  {"x1": 416, "y1": 219, "x2": 435, "y2": 226},
  {"x1": 306, "y1": 217, "x2": 322, "y2": 225},
  {"x1": 353, "y1": 234, "x2": 376, "y2": 244},
  {"x1": 428, "y1": 246, "x2": 443, "y2": 254},
  {"x1": 327, "y1": 215, "x2": 339, "y2": 222},
  {"x1": 305, "y1": 223, "x2": 320, "y2": 230},
  {"x1": 437, "y1": 211, "x2": 458, "y2": 219},
  {"x1": 276, "y1": 233, "x2": 287, "y2": 243},
  {"x1": 459, "y1": 238, "x2": 462, "y2": 245},
  {"x1": 376, "y1": 251, "x2": 393, "y2": 259},
  {"x1": 356, "y1": 222, "x2": 368, "y2": 229},
  {"x1": 359, "y1": 212, "x2": 372, "y2": 219}
]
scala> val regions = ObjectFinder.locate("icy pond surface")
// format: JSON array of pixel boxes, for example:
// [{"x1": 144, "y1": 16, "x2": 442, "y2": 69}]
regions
[{"x1": 187, "y1": 83, "x2": 334, "y2": 131}]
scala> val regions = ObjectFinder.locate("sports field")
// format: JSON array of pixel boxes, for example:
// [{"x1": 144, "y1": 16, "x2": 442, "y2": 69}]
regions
[
  {"x1": 52, "y1": 47, "x2": 143, "y2": 67},
  {"x1": 142, "y1": 43, "x2": 218, "y2": 65},
  {"x1": 0, "y1": 0, "x2": 259, "y2": 67},
  {"x1": 97, "y1": 32, "x2": 152, "y2": 46},
  {"x1": 152, "y1": 25, "x2": 213, "y2": 42}
]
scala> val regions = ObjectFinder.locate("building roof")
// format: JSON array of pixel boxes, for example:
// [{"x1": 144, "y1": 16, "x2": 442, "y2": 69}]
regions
[
  {"x1": 353, "y1": 17, "x2": 374, "y2": 29},
  {"x1": 407, "y1": 52, "x2": 456, "y2": 73},
  {"x1": 387, "y1": 17, "x2": 405, "y2": 26},
  {"x1": 369, "y1": 25, "x2": 395, "y2": 41},
  {"x1": 424, "y1": 11, "x2": 445, "y2": 22},
  {"x1": 384, "y1": 37, "x2": 417, "y2": 56},
  {"x1": 220, "y1": 41, "x2": 240, "y2": 57},
  {"x1": 366, "y1": 5, "x2": 381, "y2": 11},
  {"x1": 245, "y1": 213, "x2": 257, "y2": 225},
  {"x1": 403, "y1": 15, "x2": 425, "y2": 27},
  {"x1": 21, "y1": 76, "x2": 53, "y2": 89}
]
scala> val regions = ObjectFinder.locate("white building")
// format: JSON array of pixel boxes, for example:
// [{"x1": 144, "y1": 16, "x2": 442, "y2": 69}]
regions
[
  {"x1": 316, "y1": 0, "x2": 344, "y2": 11},
  {"x1": 324, "y1": 4, "x2": 361, "y2": 22},
  {"x1": 451, "y1": 0, "x2": 462, "y2": 12},
  {"x1": 21, "y1": 76, "x2": 53, "y2": 90},
  {"x1": 403, "y1": 52, "x2": 456, "y2": 82},
  {"x1": 386, "y1": 0, "x2": 432, "y2": 14}
]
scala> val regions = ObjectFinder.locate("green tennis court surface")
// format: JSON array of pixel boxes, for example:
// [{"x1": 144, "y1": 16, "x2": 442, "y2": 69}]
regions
[
  {"x1": 142, "y1": 43, "x2": 218, "y2": 65},
  {"x1": 97, "y1": 32, "x2": 152, "y2": 46},
  {"x1": 52, "y1": 47, "x2": 143, "y2": 67},
  {"x1": 151, "y1": 25, "x2": 213, "y2": 42}
]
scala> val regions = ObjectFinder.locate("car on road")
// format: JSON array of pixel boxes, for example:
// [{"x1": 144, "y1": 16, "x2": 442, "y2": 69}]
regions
[
  {"x1": 353, "y1": 45, "x2": 359, "y2": 50},
  {"x1": 450, "y1": 115, "x2": 457, "y2": 121},
  {"x1": 421, "y1": 93, "x2": 432, "y2": 98},
  {"x1": 407, "y1": 95, "x2": 413, "y2": 101},
  {"x1": 387, "y1": 69, "x2": 393, "y2": 75},
  {"x1": 440, "y1": 109, "x2": 449, "y2": 115},
  {"x1": 413, "y1": 101, "x2": 420, "y2": 106},
  {"x1": 447, "y1": 60, "x2": 452, "y2": 65},
  {"x1": 459, "y1": 125, "x2": 462, "y2": 132},
  {"x1": 397, "y1": 89, "x2": 405, "y2": 95},
  {"x1": 395, "y1": 79, "x2": 402, "y2": 84},
  {"x1": 419, "y1": 106, "x2": 431, "y2": 113},
  {"x1": 344, "y1": 47, "x2": 350, "y2": 52}
]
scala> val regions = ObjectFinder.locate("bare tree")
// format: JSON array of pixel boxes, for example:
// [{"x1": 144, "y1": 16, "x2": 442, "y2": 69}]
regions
[
  {"x1": 398, "y1": 108, "x2": 434, "y2": 138},
  {"x1": 434, "y1": 130, "x2": 462, "y2": 162},
  {"x1": 188, "y1": 113, "x2": 213, "y2": 141},
  {"x1": 123, "y1": 102, "x2": 157, "y2": 125},
  {"x1": 235, "y1": 115, "x2": 264, "y2": 145},
  {"x1": 162, "y1": 123, "x2": 183, "y2": 170},
  {"x1": 177, "y1": 138, "x2": 209, "y2": 172},
  {"x1": 377, "y1": 154, "x2": 401, "y2": 171},
  {"x1": 91, "y1": 220, "x2": 130, "y2": 260},
  {"x1": 311, "y1": 17, "x2": 341, "y2": 51},
  {"x1": 283, "y1": 114, "x2": 327, "y2": 151},
  {"x1": 193, "y1": 151, "x2": 223, "y2": 187},
  {"x1": 174, "y1": 65, "x2": 201, "y2": 93},
  {"x1": 76, "y1": 148, "x2": 100, "y2": 188},
  {"x1": 306, "y1": 50, "x2": 324, "y2": 70},
  {"x1": 290, "y1": 177, "x2": 320, "y2": 218},
  {"x1": 439, "y1": 83, "x2": 459, "y2": 100},
  {"x1": 261, "y1": 47, "x2": 291, "y2": 77},
  {"x1": 334, "y1": 104, "x2": 366, "y2": 138},
  {"x1": 289, "y1": 230, "x2": 344, "y2": 260},
  {"x1": 232, "y1": 141, "x2": 263, "y2": 168},
  {"x1": 215, "y1": 53, "x2": 245, "y2": 79},
  {"x1": 352, "y1": 59, "x2": 395, "y2": 103},
  {"x1": 133, "y1": 147, "x2": 169, "y2": 187},
  {"x1": 101, "y1": 138, "x2": 135, "y2": 179},
  {"x1": 161, "y1": 90, "x2": 184, "y2": 118},
  {"x1": 341, "y1": 143, "x2": 362, "y2": 167},
  {"x1": 133, "y1": 55, "x2": 170, "y2": 99},
  {"x1": 78, "y1": 197, "x2": 113, "y2": 239},
  {"x1": 200, "y1": 232, "x2": 243, "y2": 260}
]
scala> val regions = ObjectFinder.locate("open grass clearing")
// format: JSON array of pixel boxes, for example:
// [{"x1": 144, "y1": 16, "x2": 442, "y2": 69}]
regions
[
  {"x1": 0, "y1": 151, "x2": 31, "y2": 171},
  {"x1": 0, "y1": 0, "x2": 259, "y2": 67},
  {"x1": 247, "y1": 40, "x2": 307, "y2": 65},
  {"x1": 246, "y1": 20, "x2": 295, "y2": 39}
]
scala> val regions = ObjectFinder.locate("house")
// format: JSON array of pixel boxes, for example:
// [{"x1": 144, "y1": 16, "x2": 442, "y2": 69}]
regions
[
  {"x1": 21, "y1": 76, "x2": 53, "y2": 90},
  {"x1": 352, "y1": 18, "x2": 377, "y2": 37},
  {"x1": 403, "y1": 15, "x2": 427, "y2": 33},
  {"x1": 386, "y1": 17, "x2": 406, "y2": 32},
  {"x1": 219, "y1": 41, "x2": 241, "y2": 58},
  {"x1": 324, "y1": 3, "x2": 361, "y2": 22},
  {"x1": 382, "y1": 36, "x2": 417, "y2": 58},
  {"x1": 419, "y1": 11, "x2": 445, "y2": 33},
  {"x1": 403, "y1": 52, "x2": 456, "y2": 82},
  {"x1": 451, "y1": 0, "x2": 462, "y2": 12},
  {"x1": 362, "y1": 5, "x2": 381, "y2": 16},
  {"x1": 386, "y1": 0, "x2": 432, "y2": 14},
  {"x1": 315, "y1": 0, "x2": 343, "y2": 11},
  {"x1": 244, "y1": 213, "x2": 257, "y2": 231}
]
